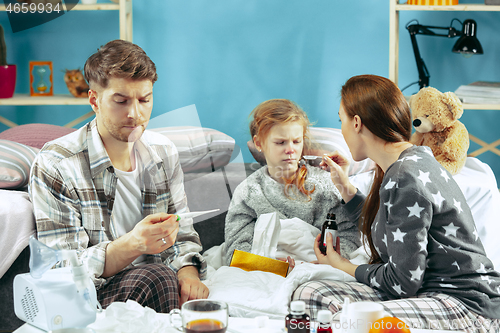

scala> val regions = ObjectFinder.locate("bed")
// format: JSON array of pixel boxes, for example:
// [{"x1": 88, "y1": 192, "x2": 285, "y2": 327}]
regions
[{"x1": 1, "y1": 124, "x2": 499, "y2": 330}]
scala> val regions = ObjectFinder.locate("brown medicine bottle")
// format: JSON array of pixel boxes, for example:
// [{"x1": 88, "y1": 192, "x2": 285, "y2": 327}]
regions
[
  {"x1": 285, "y1": 300, "x2": 310, "y2": 333},
  {"x1": 319, "y1": 213, "x2": 338, "y2": 255}
]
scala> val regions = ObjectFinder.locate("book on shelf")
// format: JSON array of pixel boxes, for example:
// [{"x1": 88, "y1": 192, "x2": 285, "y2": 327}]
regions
[
  {"x1": 455, "y1": 81, "x2": 500, "y2": 104},
  {"x1": 459, "y1": 96, "x2": 500, "y2": 105}
]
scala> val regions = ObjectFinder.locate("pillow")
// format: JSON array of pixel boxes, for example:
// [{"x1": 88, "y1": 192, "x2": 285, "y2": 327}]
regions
[
  {"x1": 150, "y1": 126, "x2": 235, "y2": 173},
  {"x1": 0, "y1": 140, "x2": 39, "y2": 189},
  {"x1": 0, "y1": 123, "x2": 76, "y2": 149},
  {"x1": 247, "y1": 127, "x2": 375, "y2": 176}
]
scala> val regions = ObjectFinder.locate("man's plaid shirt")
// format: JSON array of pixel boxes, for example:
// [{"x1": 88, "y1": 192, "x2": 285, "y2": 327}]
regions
[{"x1": 29, "y1": 119, "x2": 207, "y2": 288}]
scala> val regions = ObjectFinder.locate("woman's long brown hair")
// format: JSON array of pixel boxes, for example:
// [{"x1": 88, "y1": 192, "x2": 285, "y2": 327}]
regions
[
  {"x1": 341, "y1": 75, "x2": 412, "y2": 263},
  {"x1": 249, "y1": 99, "x2": 314, "y2": 200}
]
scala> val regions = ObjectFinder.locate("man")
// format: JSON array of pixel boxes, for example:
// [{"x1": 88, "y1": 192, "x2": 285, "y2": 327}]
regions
[{"x1": 29, "y1": 39, "x2": 208, "y2": 312}]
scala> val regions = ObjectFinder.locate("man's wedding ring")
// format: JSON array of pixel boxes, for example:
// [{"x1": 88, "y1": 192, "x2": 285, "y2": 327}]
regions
[{"x1": 161, "y1": 238, "x2": 167, "y2": 245}]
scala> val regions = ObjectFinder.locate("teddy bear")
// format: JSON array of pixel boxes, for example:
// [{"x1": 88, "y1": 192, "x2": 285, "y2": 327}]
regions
[{"x1": 409, "y1": 86, "x2": 469, "y2": 175}]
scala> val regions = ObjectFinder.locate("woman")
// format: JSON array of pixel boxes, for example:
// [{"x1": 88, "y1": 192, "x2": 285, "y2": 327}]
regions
[
  {"x1": 292, "y1": 75, "x2": 500, "y2": 332},
  {"x1": 223, "y1": 99, "x2": 360, "y2": 265}
]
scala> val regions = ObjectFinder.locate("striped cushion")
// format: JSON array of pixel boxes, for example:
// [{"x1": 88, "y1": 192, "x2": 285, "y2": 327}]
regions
[
  {"x1": 0, "y1": 123, "x2": 76, "y2": 149},
  {"x1": 0, "y1": 140, "x2": 39, "y2": 189},
  {"x1": 248, "y1": 127, "x2": 375, "y2": 176},
  {"x1": 150, "y1": 126, "x2": 235, "y2": 173}
]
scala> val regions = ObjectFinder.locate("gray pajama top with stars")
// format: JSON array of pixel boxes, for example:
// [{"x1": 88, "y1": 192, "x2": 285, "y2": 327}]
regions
[{"x1": 347, "y1": 145, "x2": 500, "y2": 319}]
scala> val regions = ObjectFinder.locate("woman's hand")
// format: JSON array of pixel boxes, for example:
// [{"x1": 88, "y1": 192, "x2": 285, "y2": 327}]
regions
[
  {"x1": 313, "y1": 233, "x2": 358, "y2": 277},
  {"x1": 320, "y1": 152, "x2": 357, "y2": 203}
]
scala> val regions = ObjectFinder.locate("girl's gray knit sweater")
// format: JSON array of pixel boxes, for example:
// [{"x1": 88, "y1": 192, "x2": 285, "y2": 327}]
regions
[{"x1": 224, "y1": 165, "x2": 361, "y2": 265}]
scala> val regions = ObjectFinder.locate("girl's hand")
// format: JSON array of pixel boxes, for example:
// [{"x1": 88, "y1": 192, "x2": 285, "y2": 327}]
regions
[
  {"x1": 320, "y1": 152, "x2": 357, "y2": 203},
  {"x1": 313, "y1": 234, "x2": 358, "y2": 277},
  {"x1": 277, "y1": 256, "x2": 296, "y2": 275}
]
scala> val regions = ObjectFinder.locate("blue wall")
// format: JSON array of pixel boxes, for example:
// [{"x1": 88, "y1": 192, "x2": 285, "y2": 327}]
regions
[{"x1": 1, "y1": 0, "x2": 499, "y2": 184}]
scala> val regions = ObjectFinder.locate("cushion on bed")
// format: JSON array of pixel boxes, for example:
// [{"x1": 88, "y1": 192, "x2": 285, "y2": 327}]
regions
[
  {"x1": 248, "y1": 127, "x2": 375, "y2": 176},
  {"x1": 151, "y1": 126, "x2": 235, "y2": 173},
  {"x1": 0, "y1": 140, "x2": 39, "y2": 189},
  {"x1": 0, "y1": 123, "x2": 76, "y2": 149}
]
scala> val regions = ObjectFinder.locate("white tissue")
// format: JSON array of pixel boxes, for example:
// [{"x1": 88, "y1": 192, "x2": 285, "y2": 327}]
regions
[
  {"x1": 87, "y1": 300, "x2": 170, "y2": 333},
  {"x1": 251, "y1": 212, "x2": 280, "y2": 259}
]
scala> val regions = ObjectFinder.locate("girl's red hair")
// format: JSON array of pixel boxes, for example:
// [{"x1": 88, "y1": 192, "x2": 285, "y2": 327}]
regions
[{"x1": 249, "y1": 99, "x2": 315, "y2": 200}]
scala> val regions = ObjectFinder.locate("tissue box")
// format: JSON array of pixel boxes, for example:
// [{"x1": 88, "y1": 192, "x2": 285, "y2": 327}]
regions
[{"x1": 229, "y1": 249, "x2": 289, "y2": 277}]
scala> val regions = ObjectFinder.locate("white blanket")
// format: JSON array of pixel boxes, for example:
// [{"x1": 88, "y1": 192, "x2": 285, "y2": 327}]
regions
[
  {"x1": 203, "y1": 217, "x2": 369, "y2": 318},
  {"x1": 0, "y1": 190, "x2": 36, "y2": 278}
]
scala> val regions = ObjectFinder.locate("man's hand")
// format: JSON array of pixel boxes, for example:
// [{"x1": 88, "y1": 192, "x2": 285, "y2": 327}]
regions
[
  {"x1": 102, "y1": 213, "x2": 179, "y2": 278},
  {"x1": 177, "y1": 266, "x2": 209, "y2": 305},
  {"x1": 130, "y1": 213, "x2": 179, "y2": 255},
  {"x1": 313, "y1": 233, "x2": 358, "y2": 277}
]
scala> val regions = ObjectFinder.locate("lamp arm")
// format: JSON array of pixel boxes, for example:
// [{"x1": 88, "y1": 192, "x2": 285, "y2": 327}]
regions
[
  {"x1": 408, "y1": 28, "x2": 430, "y2": 89},
  {"x1": 406, "y1": 23, "x2": 461, "y2": 90}
]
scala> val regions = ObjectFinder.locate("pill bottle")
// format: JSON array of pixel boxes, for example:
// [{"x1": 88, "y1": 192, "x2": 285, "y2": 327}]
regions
[
  {"x1": 285, "y1": 300, "x2": 310, "y2": 333},
  {"x1": 316, "y1": 309, "x2": 333, "y2": 333}
]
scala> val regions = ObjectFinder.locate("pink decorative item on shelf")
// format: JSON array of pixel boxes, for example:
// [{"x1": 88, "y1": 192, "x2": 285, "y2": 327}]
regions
[{"x1": 0, "y1": 24, "x2": 16, "y2": 99}]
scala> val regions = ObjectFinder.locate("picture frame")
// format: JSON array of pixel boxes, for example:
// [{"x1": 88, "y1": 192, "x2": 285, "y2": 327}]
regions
[{"x1": 29, "y1": 61, "x2": 53, "y2": 96}]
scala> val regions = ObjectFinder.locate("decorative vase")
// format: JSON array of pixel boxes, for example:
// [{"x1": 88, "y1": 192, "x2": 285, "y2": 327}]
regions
[{"x1": 0, "y1": 64, "x2": 16, "y2": 99}]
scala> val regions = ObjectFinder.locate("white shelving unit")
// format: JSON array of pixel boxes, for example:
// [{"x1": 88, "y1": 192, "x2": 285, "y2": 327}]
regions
[
  {"x1": 389, "y1": 1, "x2": 500, "y2": 160},
  {"x1": 389, "y1": 1, "x2": 500, "y2": 111},
  {"x1": 0, "y1": 0, "x2": 133, "y2": 128}
]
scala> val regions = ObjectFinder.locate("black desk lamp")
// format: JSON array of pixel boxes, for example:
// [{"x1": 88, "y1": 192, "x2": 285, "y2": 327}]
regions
[{"x1": 406, "y1": 19, "x2": 483, "y2": 90}]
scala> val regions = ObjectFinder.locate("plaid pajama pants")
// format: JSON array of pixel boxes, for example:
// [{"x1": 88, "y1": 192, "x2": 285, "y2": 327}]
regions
[
  {"x1": 97, "y1": 263, "x2": 179, "y2": 313},
  {"x1": 292, "y1": 280, "x2": 500, "y2": 333}
]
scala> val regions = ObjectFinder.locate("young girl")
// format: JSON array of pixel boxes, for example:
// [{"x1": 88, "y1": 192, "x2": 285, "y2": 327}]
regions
[
  {"x1": 223, "y1": 99, "x2": 360, "y2": 266},
  {"x1": 293, "y1": 75, "x2": 500, "y2": 332}
]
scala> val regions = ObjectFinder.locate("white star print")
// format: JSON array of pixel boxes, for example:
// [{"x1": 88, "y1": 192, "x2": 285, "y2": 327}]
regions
[
  {"x1": 392, "y1": 284, "x2": 406, "y2": 295},
  {"x1": 384, "y1": 179, "x2": 396, "y2": 190},
  {"x1": 453, "y1": 199, "x2": 463, "y2": 214},
  {"x1": 405, "y1": 155, "x2": 422, "y2": 162},
  {"x1": 439, "y1": 284, "x2": 458, "y2": 288},
  {"x1": 370, "y1": 276, "x2": 380, "y2": 288},
  {"x1": 389, "y1": 256, "x2": 397, "y2": 267},
  {"x1": 473, "y1": 229, "x2": 479, "y2": 241},
  {"x1": 409, "y1": 266, "x2": 424, "y2": 281},
  {"x1": 407, "y1": 202, "x2": 425, "y2": 218},
  {"x1": 418, "y1": 239, "x2": 428, "y2": 252},
  {"x1": 443, "y1": 223, "x2": 460, "y2": 237},
  {"x1": 452, "y1": 261, "x2": 460, "y2": 270},
  {"x1": 432, "y1": 191, "x2": 445, "y2": 210},
  {"x1": 440, "y1": 169, "x2": 450, "y2": 182},
  {"x1": 476, "y1": 263, "x2": 488, "y2": 274},
  {"x1": 392, "y1": 228, "x2": 406, "y2": 243},
  {"x1": 382, "y1": 234, "x2": 388, "y2": 247},
  {"x1": 417, "y1": 170, "x2": 432, "y2": 187},
  {"x1": 481, "y1": 275, "x2": 493, "y2": 284},
  {"x1": 423, "y1": 147, "x2": 434, "y2": 156},
  {"x1": 384, "y1": 200, "x2": 393, "y2": 214},
  {"x1": 438, "y1": 244, "x2": 448, "y2": 253}
]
